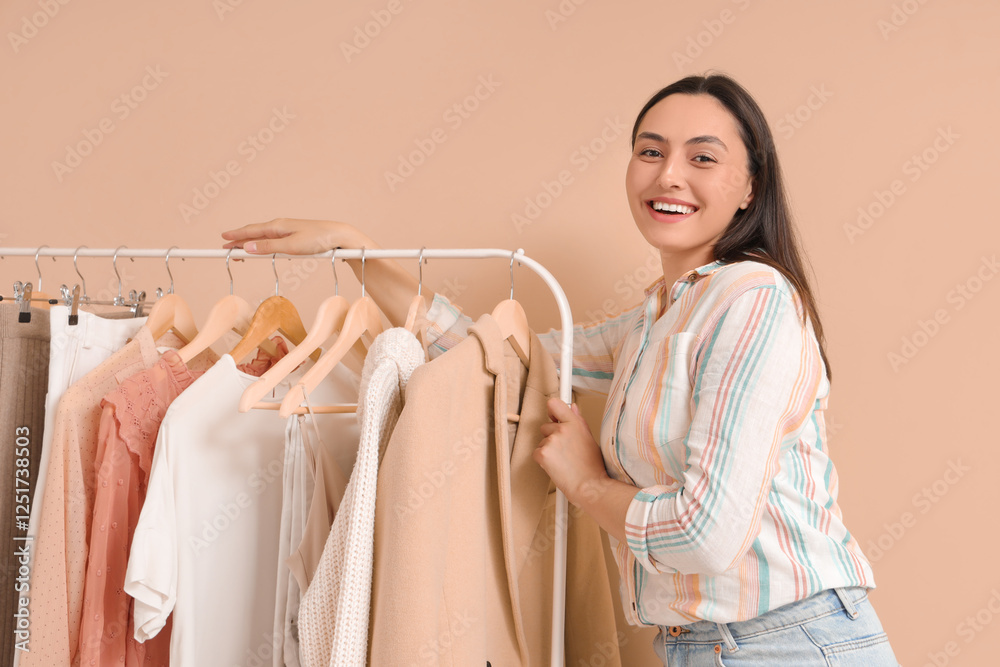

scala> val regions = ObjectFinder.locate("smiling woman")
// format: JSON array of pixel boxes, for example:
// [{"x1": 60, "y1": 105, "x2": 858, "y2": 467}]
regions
[{"x1": 221, "y1": 72, "x2": 900, "y2": 666}]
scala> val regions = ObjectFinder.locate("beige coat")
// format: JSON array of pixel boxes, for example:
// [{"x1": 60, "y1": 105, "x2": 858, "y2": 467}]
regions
[{"x1": 368, "y1": 315, "x2": 621, "y2": 666}]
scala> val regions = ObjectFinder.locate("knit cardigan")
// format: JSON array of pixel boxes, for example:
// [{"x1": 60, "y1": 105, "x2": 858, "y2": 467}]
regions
[{"x1": 297, "y1": 328, "x2": 424, "y2": 667}]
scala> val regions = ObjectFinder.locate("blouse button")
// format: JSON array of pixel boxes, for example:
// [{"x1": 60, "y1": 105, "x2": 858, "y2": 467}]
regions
[
  {"x1": 112, "y1": 522, "x2": 118, "y2": 529},
  {"x1": 96, "y1": 569, "x2": 101, "y2": 576},
  {"x1": 687, "y1": 273, "x2": 697, "y2": 282},
  {"x1": 101, "y1": 481, "x2": 108, "y2": 487},
  {"x1": 118, "y1": 479, "x2": 124, "y2": 486},
  {"x1": 100, "y1": 524, "x2": 106, "y2": 532}
]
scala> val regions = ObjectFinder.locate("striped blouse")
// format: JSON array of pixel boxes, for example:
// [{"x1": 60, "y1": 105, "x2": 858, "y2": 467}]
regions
[{"x1": 425, "y1": 258, "x2": 875, "y2": 627}]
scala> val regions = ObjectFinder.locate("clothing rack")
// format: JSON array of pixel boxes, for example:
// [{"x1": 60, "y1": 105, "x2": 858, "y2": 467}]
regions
[{"x1": 0, "y1": 245, "x2": 574, "y2": 667}]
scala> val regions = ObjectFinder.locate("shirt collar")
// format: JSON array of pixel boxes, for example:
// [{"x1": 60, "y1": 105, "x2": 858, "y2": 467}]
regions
[{"x1": 643, "y1": 259, "x2": 728, "y2": 299}]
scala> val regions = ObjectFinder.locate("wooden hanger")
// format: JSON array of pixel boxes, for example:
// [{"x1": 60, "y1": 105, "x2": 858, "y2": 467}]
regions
[
  {"x1": 491, "y1": 251, "x2": 530, "y2": 366},
  {"x1": 279, "y1": 248, "x2": 384, "y2": 418},
  {"x1": 404, "y1": 248, "x2": 429, "y2": 349},
  {"x1": 178, "y1": 250, "x2": 268, "y2": 364},
  {"x1": 228, "y1": 254, "x2": 321, "y2": 366},
  {"x1": 240, "y1": 251, "x2": 357, "y2": 413},
  {"x1": 143, "y1": 247, "x2": 199, "y2": 344}
]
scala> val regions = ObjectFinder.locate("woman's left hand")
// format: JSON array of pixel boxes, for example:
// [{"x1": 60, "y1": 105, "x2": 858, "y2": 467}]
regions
[{"x1": 534, "y1": 398, "x2": 610, "y2": 507}]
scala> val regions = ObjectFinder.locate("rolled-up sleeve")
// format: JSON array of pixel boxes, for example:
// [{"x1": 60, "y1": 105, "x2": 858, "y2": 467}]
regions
[{"x1": 625, "y1": 285, "x2": 823, "y2": 576}]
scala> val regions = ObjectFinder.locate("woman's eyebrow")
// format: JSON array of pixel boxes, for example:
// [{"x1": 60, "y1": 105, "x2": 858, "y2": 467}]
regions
[{"x1": 636, "y1": 131, "x2": 728, "y2": 151}]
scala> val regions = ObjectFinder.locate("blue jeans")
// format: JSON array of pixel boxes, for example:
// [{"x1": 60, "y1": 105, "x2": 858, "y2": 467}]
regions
[{"x1": 653, "y1": 587, "x2": 898, "y2": 666}]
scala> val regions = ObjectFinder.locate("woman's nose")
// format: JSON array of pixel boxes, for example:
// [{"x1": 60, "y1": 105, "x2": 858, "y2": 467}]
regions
[{"x1": 656, "y1": 154, "x2": 684, "y2": 189}]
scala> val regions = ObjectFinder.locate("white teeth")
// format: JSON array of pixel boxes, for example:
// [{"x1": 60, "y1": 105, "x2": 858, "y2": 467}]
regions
[{"x1": 651, "y1": 201, "x2": 695, "y2": 214}]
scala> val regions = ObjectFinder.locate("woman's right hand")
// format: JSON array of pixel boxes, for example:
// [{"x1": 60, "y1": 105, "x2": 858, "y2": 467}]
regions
[
  {"x1": 221, "y1": 218, "x2": 371, "y2": 256},
  {"x1": 222, "y1": 218, "x2": 421, "y2": 327}
]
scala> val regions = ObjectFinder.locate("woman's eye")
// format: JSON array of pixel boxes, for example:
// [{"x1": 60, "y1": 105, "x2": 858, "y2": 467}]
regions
[
  {"x1": 639, "y1": 148, "x2": 662, "y2": 158},
  {"x1": 693, "y1": 154, "x2": 716, "y2": 163}
]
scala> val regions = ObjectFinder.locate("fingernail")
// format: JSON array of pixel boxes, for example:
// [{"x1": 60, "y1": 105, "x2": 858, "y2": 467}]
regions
[{"x1": 245, "y1": 242, "x2": 257, "y2": 253}]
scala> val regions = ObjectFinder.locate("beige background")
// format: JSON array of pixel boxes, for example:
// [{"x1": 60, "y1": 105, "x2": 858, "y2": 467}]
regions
[{"x1": 2, "y1": 1, "x2": 998, "y2": 664}]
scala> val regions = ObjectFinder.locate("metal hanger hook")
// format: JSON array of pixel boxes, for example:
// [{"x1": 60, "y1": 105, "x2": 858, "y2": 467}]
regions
[
  {"x1": 272, "y1": 253, "x2": 279, "y2": 297},
  {"x1": 509, "y1": 250, "x2": 517, "y2": 300},
  {"x1": 417, "y1": 246, "x2": 426, "y2": 297},
  {"x1": 164, "y1": 245, "x2": 181, "y2": 295},
  {"x1": 360, "y1": 247, "x2": 366, "y2": 299},
  {"x1": 73, "y1": 245, "x2": 89, "y2": 298},
  {"x1": 35, "y1": 245, "x2": 53, "y2": 292},
  {"x1": 226, "y1": 248, "x2": 236, "y2": 295},
  {"x1": 331, "y1": 248, "x2": 339, "y2": 297},
  {"x1": 113, "y1": 245, "x2": 130, "y2": 305}
]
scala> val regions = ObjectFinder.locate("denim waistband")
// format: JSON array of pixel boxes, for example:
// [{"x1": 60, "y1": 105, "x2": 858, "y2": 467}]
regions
[{"x1": 663, "y1": 587, "x2": 868, "y2": 647}]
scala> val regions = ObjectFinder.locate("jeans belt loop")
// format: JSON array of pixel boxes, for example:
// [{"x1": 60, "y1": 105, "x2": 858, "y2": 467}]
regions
[
  {"x1": 716, "y1": 622, "x2": 738, "y2": 652},
  {"x1": 834, "y1": 587, "x2": 860, "y2": 620}
]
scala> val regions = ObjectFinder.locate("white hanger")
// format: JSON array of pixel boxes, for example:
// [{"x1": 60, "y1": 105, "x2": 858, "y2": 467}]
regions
[
  {"x1": 240, "y1": 250, "x2": 355, "y2": 414},
  {"x1": 279, "y1": 247, "x2": 384, "y2": 418},
  {"x1": 490, "y1": 249, "x2": 530, "y2": 366}
]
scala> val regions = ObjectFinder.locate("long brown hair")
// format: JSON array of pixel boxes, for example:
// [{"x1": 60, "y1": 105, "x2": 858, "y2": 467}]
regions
[{"x1": 631, "y1": 73, "x2": 832, "y2": 380}]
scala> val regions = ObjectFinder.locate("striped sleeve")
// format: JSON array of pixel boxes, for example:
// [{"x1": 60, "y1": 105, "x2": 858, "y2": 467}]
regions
[
  {"x1": 624, "y1": 284, "x2": 823, "y2": 576},
  {"x1": 423, "y1": 292, "x2": 640, "y2": 396}
]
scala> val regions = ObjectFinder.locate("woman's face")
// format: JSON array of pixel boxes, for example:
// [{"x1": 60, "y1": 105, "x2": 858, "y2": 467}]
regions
[{"x1": 625, "y1": 93, "x2": 754, "y2": 265}]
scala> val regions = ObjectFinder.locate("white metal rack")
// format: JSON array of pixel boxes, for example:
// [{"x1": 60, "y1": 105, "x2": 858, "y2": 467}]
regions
[{"x1": 0, "y1": 246, "x2": 574, "y2": 666}]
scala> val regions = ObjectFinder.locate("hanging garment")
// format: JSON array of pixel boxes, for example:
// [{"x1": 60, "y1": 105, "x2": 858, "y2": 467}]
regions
[
  {"x1": 285, "y1": 413, "x2": 354, "y2": 593},
  {"x1": 297, "y1": 328, "x2": 424, "y2": 667},
  {"x1": 0, "y1": 306, "x2": 50, "y2": 665},
  {"x1": 26, "y1": 306, "x2": 146, "y2": 550},
  {"x1": 367, "y1": 314, "x2": 622, "y2": 666},
  {"x1": 123, "y1": 354, "x2": 357, "y2": 666},
  {"x1": 20, "y1": 325, "x2": 186, "y2": 667},
  {"x1": 77, "y1": 349, "x2": 207, "y2": 666}
]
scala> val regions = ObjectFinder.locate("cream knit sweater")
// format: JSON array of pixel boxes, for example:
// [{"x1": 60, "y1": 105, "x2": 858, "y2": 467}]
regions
[{"x1": 297, "y1": 328, "x2": 424, "y2": 667}]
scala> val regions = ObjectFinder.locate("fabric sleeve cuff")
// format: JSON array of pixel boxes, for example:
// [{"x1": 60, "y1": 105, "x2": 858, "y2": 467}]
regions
[{"x1": 625, "y1": 486, "x2": 680, "y2": 575}]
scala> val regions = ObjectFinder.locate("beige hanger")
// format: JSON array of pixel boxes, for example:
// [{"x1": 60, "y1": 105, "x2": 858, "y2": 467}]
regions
[
  {"x1": 240, "y1": 250, "x2": 356, "y2": 414},
  {"x1": 228, "y1": 254, "x2": 321, "y2": 366},
  {"x1": 178, "y1": 249, "x2": 261, "y2": 364},
  {"x1": 143, "y1": 247, "x2": 198, "y2": 344},
  {"x1": 278, "y1": 247, "x2": 384, "y2": 418},
  {"x1": 404, "y1": 247, "x2": 429, "y2": 347},
  {"x1": 490, "y1": 250, "x2": 530, "y2": 366}
]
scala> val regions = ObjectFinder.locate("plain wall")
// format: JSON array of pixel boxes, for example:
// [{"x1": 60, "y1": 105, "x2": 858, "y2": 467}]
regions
[{"x1": 2, "y1": 1, "x2": 998, "y2": 664}]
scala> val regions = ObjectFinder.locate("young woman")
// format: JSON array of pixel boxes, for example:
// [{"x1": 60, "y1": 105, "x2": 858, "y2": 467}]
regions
[{"x1": 222, "y1": 74, "x2": 899, "y2": 665}]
